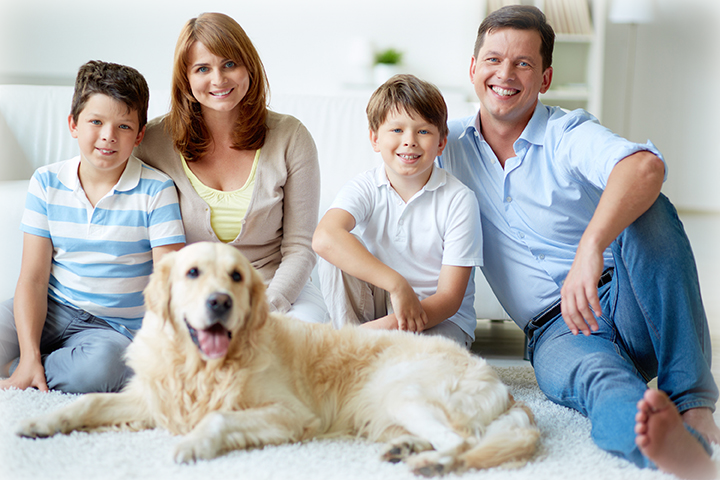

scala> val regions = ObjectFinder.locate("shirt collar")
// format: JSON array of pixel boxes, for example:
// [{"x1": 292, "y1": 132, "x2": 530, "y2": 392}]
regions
[
  {"x1": 56, "y1": 154, "x2": 142, "y2": 193},
  {"x1": 458, "y1": 102, "x2": 549, "y2": 147},
  {"x1": 458, "y1": 113, "x2": 480, "y2": 141},
  {"x1": 374, "y1": 163, "x2": 447, "y2": 192},
  {"x1": 517, "y1": 102, "x2": 549, "y2": 147}
]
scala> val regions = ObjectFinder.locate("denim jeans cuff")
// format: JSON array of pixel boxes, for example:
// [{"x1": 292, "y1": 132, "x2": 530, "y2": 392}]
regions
[{"x1": 677, "y1": 399, "x2": 717, "y2": 415}]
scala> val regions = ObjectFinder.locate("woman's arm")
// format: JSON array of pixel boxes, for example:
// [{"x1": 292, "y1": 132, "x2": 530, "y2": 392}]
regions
[{"x1": 264, "y1": 120, "x2": 321, "y2": 313}]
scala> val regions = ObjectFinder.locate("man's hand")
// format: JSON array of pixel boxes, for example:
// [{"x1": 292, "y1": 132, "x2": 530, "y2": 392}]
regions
[
  {"x1": 0, "y1": 356, "x2": 48, "y2": 392},
  {"x1": 388, "y1": 280, "x2": 428, "y2": 332},
  {"x1": 560, "y1": 241, "x2": 604, "y2": 336}
]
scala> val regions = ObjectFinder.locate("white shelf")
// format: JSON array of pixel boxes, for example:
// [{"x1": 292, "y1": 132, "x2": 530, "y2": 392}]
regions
[{"x1": 541, "y1": 86, "x2": 590, "y2": 101}]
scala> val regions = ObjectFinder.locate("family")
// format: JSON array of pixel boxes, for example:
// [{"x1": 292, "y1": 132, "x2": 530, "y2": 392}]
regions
[{"x1": 0, "y1": 5, "x2": 717, "y2": 479}]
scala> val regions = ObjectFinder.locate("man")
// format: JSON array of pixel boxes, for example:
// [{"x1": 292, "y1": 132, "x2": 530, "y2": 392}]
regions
[{"x1": 438, "y1": 5, "x2": 718, "y2": 479}]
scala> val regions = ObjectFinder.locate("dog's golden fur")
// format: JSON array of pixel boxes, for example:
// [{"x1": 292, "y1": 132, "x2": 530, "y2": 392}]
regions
[{"x1": 17, "y1": 242, "x2": 539, "y2": 475}]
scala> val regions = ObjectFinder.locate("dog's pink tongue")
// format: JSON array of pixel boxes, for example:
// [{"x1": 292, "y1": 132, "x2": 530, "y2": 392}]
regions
[{"x1": 197, "y1": 324, "x2": 230, "y2": 359}]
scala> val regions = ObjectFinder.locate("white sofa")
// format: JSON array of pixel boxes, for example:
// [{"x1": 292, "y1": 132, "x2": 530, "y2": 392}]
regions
[{"x1": 0, "y1": 84, "x2": 510, "y2": 322}]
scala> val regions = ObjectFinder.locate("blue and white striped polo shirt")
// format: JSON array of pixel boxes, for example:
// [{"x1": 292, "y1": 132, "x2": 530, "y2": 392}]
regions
[{"x1": 21, "y1": 155, "x2": 185, "y2": 338}]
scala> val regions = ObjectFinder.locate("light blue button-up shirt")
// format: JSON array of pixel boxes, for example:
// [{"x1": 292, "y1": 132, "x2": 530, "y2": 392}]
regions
[{"x1": 437, "y1": 102, "x2": 665, "y2": 329}]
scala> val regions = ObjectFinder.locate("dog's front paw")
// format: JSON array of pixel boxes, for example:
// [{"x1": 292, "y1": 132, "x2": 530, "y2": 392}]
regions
[
  {"x1": 381, "y1": 435, "x2": 434, "y2": 463},
  {"x1": 174, "y1": 434, "x2": 224, "y2": 464},
  {"x1": 16, "y1": 416, "x2": 61, "y2": 439},
  {"x1": 405, "y1": 451, "x2": 461, "y2": 477}
]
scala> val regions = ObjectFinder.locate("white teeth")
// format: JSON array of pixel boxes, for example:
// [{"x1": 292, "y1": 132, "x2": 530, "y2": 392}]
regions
[
  {"x1": 492, "y1": 86, "x2": 518, "y2": 96},
  {"x1": 399, "y1": 154, "x2": 420, "y2": 160},
  {"x1": 211, "y1": 89, "x2": 232, "y2": 96}
]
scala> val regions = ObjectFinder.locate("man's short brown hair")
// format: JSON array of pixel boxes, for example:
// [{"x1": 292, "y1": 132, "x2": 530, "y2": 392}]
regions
[{"x1": 474, "y1": 5, "x2": 555, "y2": 71}]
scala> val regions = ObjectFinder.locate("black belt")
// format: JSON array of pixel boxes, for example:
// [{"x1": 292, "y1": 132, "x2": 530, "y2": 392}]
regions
[{"x1": 527, "y1": 268, "x2": 614, "y2": 336}]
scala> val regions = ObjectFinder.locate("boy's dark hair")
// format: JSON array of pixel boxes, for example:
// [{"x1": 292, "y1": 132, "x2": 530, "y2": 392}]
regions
[
  {"x1": 474, "y1": 5, "x2": 555, "y2": 71},
  {"x1": 70, "y1": 60, "x2": 150, "y2": 129},
  {"x1": 367, "y1": 74, "x2": 448, "y2": 138}
]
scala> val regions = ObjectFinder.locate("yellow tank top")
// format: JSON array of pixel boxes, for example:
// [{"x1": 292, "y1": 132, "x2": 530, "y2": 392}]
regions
[{"x1": 182, "y1": 150, "x2": 260, "y2": 243}]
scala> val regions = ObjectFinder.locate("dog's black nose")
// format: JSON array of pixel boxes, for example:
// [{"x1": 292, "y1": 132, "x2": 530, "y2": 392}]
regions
[{"x1": 207, "y1": 293, "x2": 233, "y2": 318}]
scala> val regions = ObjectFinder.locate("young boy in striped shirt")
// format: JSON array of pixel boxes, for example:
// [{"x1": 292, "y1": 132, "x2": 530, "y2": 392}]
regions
[{"x1": 0, "y1": 61, "x2": 185, "y2": 394}]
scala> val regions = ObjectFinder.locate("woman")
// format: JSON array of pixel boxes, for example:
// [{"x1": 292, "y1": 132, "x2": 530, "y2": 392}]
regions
[{"x1": 135, "y1": 12, "x2": 328, "y2": 323}]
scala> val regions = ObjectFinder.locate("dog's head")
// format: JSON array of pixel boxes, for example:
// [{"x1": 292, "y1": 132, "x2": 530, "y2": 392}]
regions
[{"x1": 144, "y1": 242, "x2": 269, "y2": 361}]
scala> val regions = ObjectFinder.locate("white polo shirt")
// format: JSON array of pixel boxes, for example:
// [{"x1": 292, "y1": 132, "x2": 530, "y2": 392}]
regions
[{"x1": 330, "y1": 164, "x2": 483, "y2": 337}]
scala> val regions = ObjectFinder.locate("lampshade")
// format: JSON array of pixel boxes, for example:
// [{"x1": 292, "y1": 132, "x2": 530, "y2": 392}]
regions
[{"x1": 609, "y1": 0, "x2": 654, "y2": 24}]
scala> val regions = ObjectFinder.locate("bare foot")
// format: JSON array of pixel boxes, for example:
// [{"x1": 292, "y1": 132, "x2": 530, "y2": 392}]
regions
[
  {"x1": 683, "y1": 407, "x2": 720, "y2": 445},
  {"x1": 635, "y1": 389, "x2": 716, "y2": 480}
]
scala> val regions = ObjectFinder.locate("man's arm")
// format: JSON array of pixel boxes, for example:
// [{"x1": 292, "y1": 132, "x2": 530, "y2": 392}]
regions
[
  {"x1": 312, "y1": 208, "x2": 428, "y2": 331},
  {"x1": 0, "y1": 233, "x2": 53, "y2": 391},
  {"x1": 560, "y1": 151, "x2": 665, "y2": 335}
]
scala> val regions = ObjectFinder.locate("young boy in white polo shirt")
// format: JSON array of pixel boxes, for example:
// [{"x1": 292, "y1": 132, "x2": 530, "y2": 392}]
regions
[
  {"x1": 0, "y1": 60, "x2": 185, "y2": 393},
  {"x1": 313, "y1": 74, "x2": 482, "y2": 348}
]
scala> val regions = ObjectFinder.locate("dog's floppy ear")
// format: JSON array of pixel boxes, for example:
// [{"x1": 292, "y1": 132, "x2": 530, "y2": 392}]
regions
[
  {"x1": 144, "y1": 250, "x2": 176, "y2": 320},
  {"x1": 247, "y1": 266, "x2": 269, "y2": 331}
]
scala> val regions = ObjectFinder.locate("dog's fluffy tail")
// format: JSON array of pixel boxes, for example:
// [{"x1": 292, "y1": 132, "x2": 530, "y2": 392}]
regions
[{"x1": 461, "y1": 399, "x2": 539, "y2": 470}]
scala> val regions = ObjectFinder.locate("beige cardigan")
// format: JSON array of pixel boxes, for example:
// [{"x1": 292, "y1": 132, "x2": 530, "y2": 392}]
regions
[{"x1": 134, "y1": 111, "x2": 320, "y2": 313}]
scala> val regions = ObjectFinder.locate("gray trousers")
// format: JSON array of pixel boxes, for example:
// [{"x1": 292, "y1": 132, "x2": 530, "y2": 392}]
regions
[
  {"x1": 0, "y1": 297, "x2": 132, "y2": 393},
  {"x1": 317, "y1": 257, "x2": 472, "y2": 349}
]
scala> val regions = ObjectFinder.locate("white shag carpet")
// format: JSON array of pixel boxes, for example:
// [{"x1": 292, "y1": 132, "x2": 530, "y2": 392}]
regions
[{"x1": 1, "y1": 365, "x2": 718, "y2": 480}]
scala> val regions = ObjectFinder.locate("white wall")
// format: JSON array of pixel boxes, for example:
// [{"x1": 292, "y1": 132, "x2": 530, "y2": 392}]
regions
[
  {"x1": 0, "y1": 0, "x2": 482, "y2": 99},
  {"x1": 601, "y1": 0, "x2": 720, "y2": 212},
  {"x1": 3, "y1": 0, "x2": 719, "y2": 212}
]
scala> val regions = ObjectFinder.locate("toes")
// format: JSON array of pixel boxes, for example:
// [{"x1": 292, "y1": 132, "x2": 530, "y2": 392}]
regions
[
  {"x1": 381, "y1": 435, "x2": 433, "y2": 463},
  {"x1": 406, "y1": 451, "x2": 458, "y2": 477},
  {"x1": 415, "y1": 464, "x2": 447, "y2": 478}
]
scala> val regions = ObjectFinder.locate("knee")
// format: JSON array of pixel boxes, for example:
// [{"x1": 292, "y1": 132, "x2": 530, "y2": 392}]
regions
[
  {"x1": 620, "y1": 194, "x2": 683, "y2": 244},
  {"x1": 47, "y1": 338, "x2": 132, "y2": 394},
  {"x1": 535, "y1": 350, "x2": 634, "y2": 403}
]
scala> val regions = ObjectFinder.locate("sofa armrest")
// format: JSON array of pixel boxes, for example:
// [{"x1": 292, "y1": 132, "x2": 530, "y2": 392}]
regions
[{"x1": 0, "y1": 180, "x2": 29, "y2": 301}]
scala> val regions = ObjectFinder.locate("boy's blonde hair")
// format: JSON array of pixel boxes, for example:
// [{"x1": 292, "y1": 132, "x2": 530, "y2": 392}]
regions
[
  {"x1": 168, "y1": 12, "x2": 270, "y2": 162},
  {"x1": 366, "y1": 74, "x2": 448, "y2": 138},
  {"x1": 70, "y1": 60, "x2": 149, "y2": 129}
]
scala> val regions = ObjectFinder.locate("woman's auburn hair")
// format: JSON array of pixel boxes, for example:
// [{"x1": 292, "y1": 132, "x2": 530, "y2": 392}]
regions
[{"x1": 168, "y1": 12, "x2": 269, "y2": 161}]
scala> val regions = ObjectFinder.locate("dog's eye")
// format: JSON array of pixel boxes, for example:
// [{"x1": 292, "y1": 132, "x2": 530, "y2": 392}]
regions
[
  {"x1": 231, "y1": 270, "x2": 242, "y2": 282},
  {"x1": 187, "y1": 267, "x2": 200, "y2": 279}
]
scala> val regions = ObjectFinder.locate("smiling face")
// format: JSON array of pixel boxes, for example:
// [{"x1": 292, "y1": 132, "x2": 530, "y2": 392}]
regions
[
  {"x1": 471, "y1": 28, "x2": 553, "y2": 130},
  {"x1": 69, "y1": 93, "x2": 145, "y2": 181},
  {"x1": 187, "y1": 41, "x2": 250, "y2": 117},
  {"x1": 370, "y1": 108, "x2": 447, "y2": 190}
]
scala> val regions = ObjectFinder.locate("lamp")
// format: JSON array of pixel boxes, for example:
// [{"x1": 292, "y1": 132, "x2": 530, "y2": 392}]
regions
[
  {"x1": 609, "y1": 0, "x2": 654, "y2": 24},
  {"x1": 609, "y1": 0, "x2": 654, "y2": 139}
]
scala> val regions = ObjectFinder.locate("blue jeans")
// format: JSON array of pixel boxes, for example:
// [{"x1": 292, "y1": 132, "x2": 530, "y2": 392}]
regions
[
  {"x1": 0, "y1": 297, "x2": 132, "y2": 393},
  {"x1": 525, "y1": 194, "x2": 717, "y2": 468}
]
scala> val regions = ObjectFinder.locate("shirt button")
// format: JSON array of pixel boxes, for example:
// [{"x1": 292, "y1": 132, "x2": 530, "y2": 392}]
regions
[
  {"x1": 539, "y1": 254, "x2": 545, "y2": 260},
  {"x1": 518, "y1": 232, "x2": 525, "y2": 239},
  {"x1": 506, "y1": 196, "x2": 512, "y2": 203}
]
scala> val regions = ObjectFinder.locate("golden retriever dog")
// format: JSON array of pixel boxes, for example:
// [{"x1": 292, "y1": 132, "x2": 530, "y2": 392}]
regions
[{"x1": 17, "y1": 242, "x2": 539, "y2": 476}]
